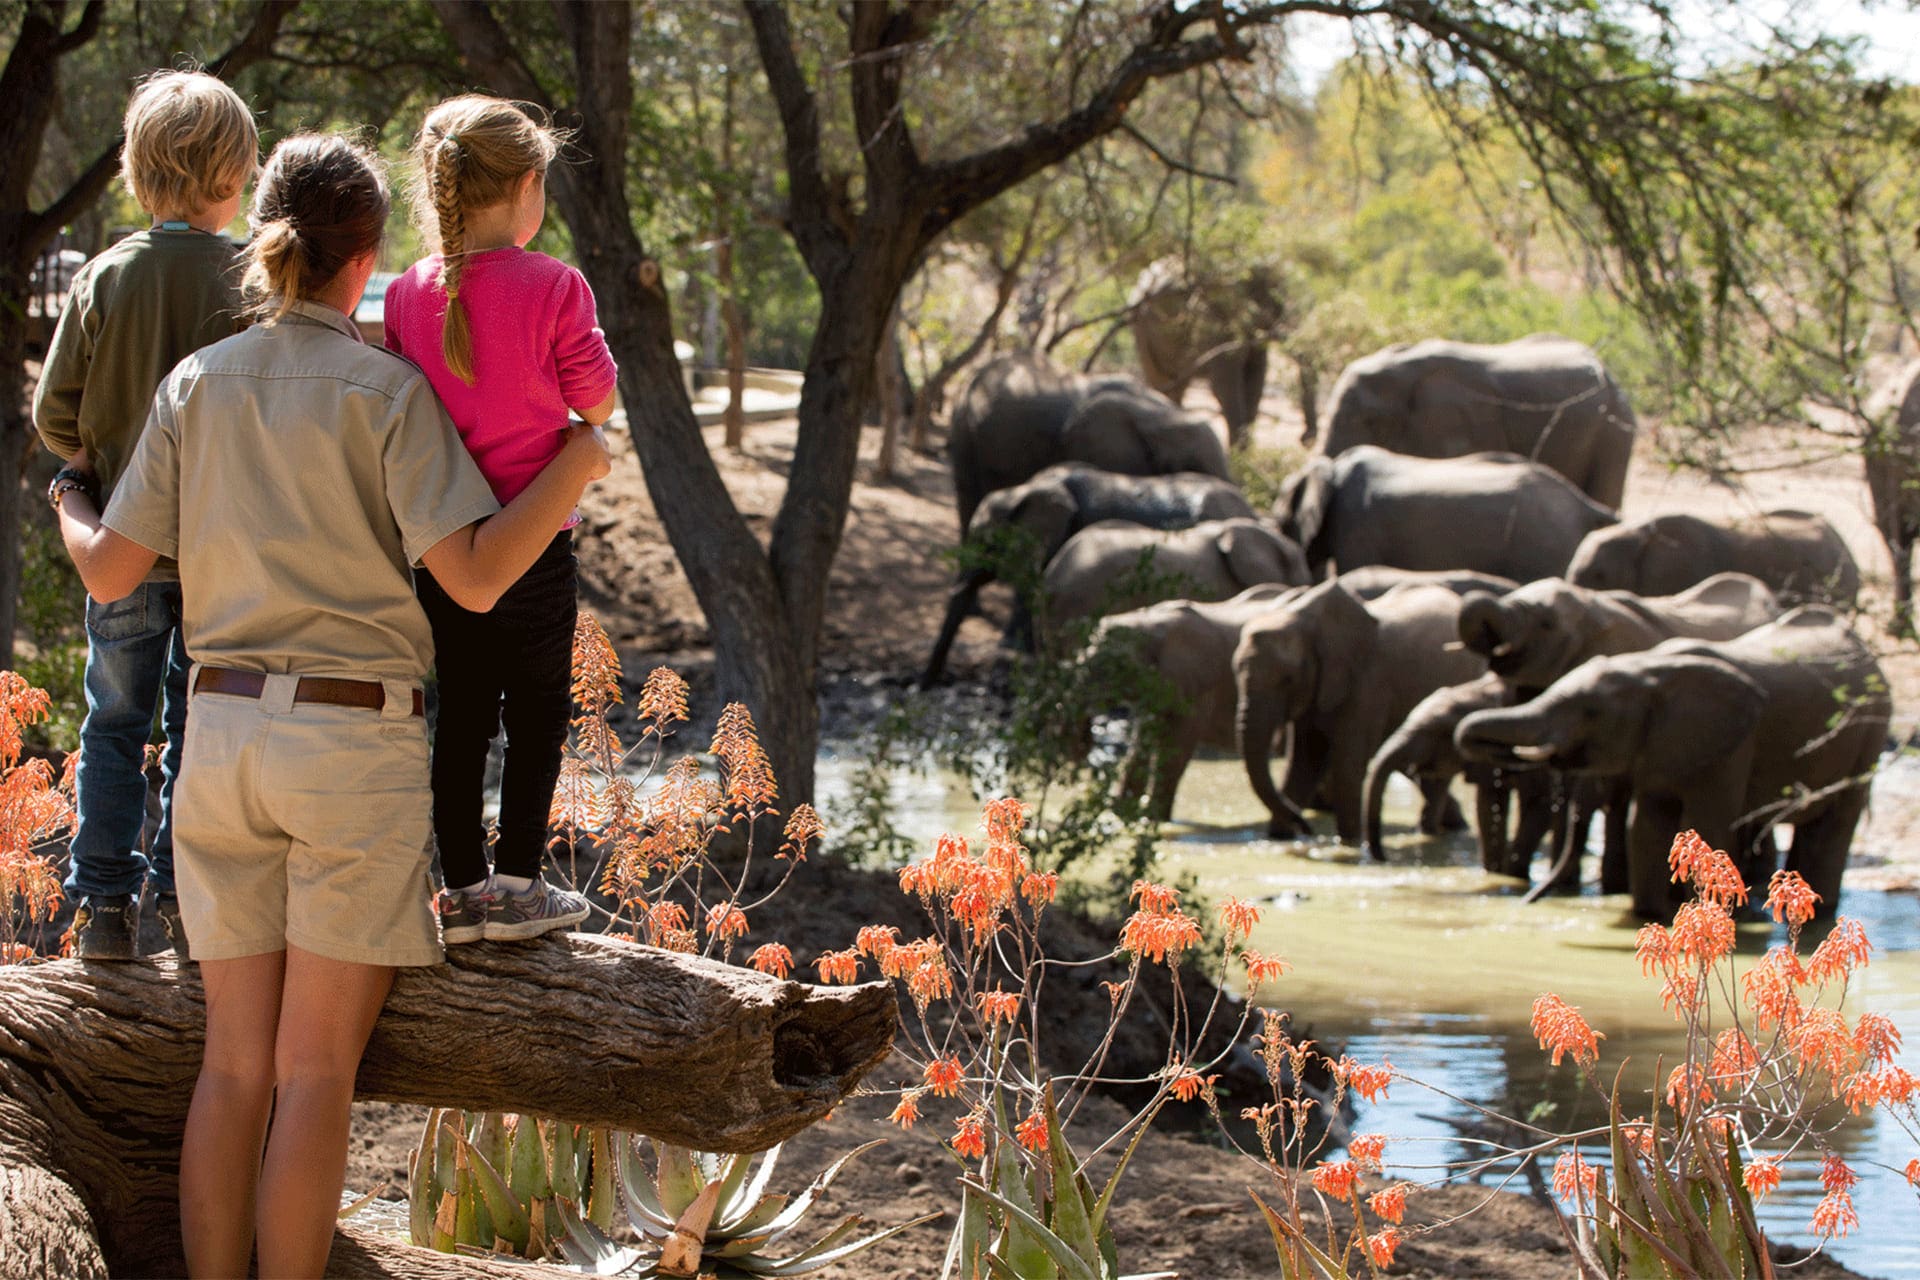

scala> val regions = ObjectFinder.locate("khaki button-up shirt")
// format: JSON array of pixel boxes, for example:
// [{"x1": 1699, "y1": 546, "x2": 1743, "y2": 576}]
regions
[{"x1": 104, "y1": 300, "x2": 501, "y2": 680}]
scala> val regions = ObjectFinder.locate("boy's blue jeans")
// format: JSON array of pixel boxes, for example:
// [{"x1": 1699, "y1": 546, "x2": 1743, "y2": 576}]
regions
[{"x1": 65, "y1": 581, "x2": 189, "y2": 898}]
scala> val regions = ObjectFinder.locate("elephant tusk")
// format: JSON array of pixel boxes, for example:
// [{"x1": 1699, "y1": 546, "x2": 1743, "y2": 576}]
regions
[
  {"x1": 1490, "y1": 642, "x2": 1516, "y2": 658},
  {"x1": 1512, "y1": 744, "x2": 1555, "y2": 762}
]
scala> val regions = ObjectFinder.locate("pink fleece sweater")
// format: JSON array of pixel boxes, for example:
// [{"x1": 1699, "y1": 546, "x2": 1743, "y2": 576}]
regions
[{"x1": 384, "y1": 247, "x2": 617, "y2": 511}]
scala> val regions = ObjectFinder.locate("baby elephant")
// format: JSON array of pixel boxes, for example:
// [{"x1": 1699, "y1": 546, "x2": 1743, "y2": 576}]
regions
[
  {"x1": 1456, "y1": 607, "x2": 1890, "y2": 919},
  {"x1": 1567, "y1": 509, "x2": 1859, "y2": 607},
  {"x1": 1040, "y1": 518, "x2": 1311, "y2": 645}
]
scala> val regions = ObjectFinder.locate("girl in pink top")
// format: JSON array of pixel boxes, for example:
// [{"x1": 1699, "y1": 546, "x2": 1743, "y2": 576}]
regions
[{"x1": 385, "y1": 95, "x2": 617, "y2": 943}]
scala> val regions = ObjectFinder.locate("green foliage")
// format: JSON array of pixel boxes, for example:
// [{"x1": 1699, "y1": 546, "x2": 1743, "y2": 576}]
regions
[
  {"x1": 553, "y1": 1135, "x2": 931, "y2": 1277},
  {"x1": 407, "y1": 1108, "x2": 604, "y2": 1260},
  {"x1": 950, "y1": 1083, "x2": 1175, "y2": 1280},
  {"x1": 15, "y1": 521, "x2": 86, "y2": 748},
  {"x1": 1231, "y1": 444, "x2": 1310, "y2": 515}
]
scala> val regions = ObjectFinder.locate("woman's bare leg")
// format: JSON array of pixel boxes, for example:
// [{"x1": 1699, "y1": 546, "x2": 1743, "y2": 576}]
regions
[
  {"x1": 182, "y1": 950, "x2": 286, "y2": 1278},
  {"x1": 254, "y1": 945, "x2": 394, "y2": 1278}
]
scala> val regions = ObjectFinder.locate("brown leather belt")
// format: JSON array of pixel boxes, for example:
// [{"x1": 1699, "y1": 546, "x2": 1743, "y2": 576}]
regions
[{"x1": 193, "y1": 666, "x2": 425, "y2": 717}]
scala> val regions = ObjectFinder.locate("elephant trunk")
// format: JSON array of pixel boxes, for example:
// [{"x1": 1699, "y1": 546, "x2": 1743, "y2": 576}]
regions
[
  {"x1": 1456, "y1": 592, "x2": 1513, "y2": 664},
  {"x1": 1455, "y1": 704, "x2": 1556, "y2": 767},
  {"x1": 1237, "y1": 690, "x2": 1304, "y2": 837},
  {"x1": 919, "y1": 566, "x2": 995, "y2": 689},
  {"x1": 1361, "y1": 730, "x2": 1416, "y2": 863}
]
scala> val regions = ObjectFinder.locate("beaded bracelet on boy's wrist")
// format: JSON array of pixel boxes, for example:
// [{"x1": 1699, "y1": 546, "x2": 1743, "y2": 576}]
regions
[{"x1": 48, "y1": 467, "x2": 101, "y2": 512}]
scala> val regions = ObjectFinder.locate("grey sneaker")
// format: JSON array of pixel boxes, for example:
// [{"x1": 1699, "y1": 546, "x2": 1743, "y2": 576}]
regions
[
  {"x1": 154, "y1": 893, "x2": 191, "y2": 961},
  {"x1": 437, "y1": 887, "x2": 492, "y2": 945},
  {"x1": 74, "y1": 894, "x2": 137, "y2": 960},
  {"x1": 483, "y1": 879, "x2": 590, "y2": 941}
]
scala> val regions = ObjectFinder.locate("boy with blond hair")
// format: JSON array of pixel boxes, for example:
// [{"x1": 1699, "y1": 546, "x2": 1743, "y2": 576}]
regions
[{"x1": 33, "y1": 70, "x2": 257, "y2": 960}]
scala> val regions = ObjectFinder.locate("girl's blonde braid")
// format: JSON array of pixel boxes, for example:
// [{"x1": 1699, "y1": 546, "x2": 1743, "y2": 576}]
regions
[{"x1": 430, "y1": 135, "x2": 477, "y2": 383}]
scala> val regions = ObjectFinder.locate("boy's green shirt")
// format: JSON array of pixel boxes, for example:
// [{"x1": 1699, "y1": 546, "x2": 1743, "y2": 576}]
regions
[{"x1": 32, "y1": 227, "x2": 244, "y2": 579}]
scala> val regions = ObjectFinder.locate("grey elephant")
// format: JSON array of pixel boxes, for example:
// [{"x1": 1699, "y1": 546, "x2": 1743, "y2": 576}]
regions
[
  {"x1": 1129, "y1": 259, "x2": 1284, "y2": 450},
  {"x1": 1279, "y1": 446, "x2": 1618, "y2": 583},
  {"x1": 1234, "y1": 581, "x2": 1487, "y2": 842},
  {"x1": 1361, "y1": 673, "x2": 1561, "y2": 874},
  {"x1": 1090, "y1": 584, "x2": 1304, "y2": 821},
  {"x1": 1456, "y1": 607, "x2": 1890, "y2": 919},
  {"x1": 920, "y1": 463, "x2": 1253, "y2": 686},
  {"x1": 1418, "y1": 573, "x2": 1781, "y2": 885},
  {"x1": 1040, "y1": 518, "x2": 1310, "y2": 643},
  {"x1": 947, "y1": 353, "x2": 1231, "y2": 534},
  {"x1": 1567, "y1": 509, "x2": 1861, "y2": 608},
  {"x1": 1320, "y1": 334, "x2": 1637, "y2": 508}
]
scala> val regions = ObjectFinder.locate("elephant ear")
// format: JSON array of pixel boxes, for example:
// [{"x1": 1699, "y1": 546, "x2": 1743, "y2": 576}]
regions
[
  {"x1": 1216, "y1": 521, "x2": 1293, "y2": 588},
  {"x1": 1309, "y1": 583, "x2": 1380, "y2": 718},
  {"x1": 1647, "y1": 655, "x2": 1766, "y2": 775},
  {"x1": 1009, "y1": 484, "x2": 1081, "y2": 562},
  {"x1": 1278, "y1": 456, "x2": 1335, "y2": 561}
]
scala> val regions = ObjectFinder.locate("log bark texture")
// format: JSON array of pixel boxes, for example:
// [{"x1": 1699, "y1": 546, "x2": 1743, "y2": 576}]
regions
[{"x1": 0, "y1": 935, "x2": 894, "y2": 1278}]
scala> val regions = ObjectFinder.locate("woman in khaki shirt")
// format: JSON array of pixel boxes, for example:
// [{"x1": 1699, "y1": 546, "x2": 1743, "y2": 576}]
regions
[{"x1": 55, "y1": 132, "x2": 611, "y2": 1278}]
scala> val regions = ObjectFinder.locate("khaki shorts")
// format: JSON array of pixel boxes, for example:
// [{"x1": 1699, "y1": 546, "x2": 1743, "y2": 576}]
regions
[{"x1": 174, "y1": 674, "x2": 442, "y2": 966}]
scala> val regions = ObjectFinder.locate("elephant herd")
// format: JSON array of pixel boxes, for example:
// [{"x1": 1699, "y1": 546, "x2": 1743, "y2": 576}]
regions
[{"x1": 928, "y1": 335, "x2": 1886, "y2": 919}]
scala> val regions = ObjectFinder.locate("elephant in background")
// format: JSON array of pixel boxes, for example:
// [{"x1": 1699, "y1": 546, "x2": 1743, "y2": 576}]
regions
[
  {"x1": 1566, "y1": 510, "x2": 1860, "y2": 608},
  {"x1": 1129, "y1": 259, "x2": 1286, "y2": 450},
  {"x1": 1278, "y1": 446, "x2": 1618, "y2": 583},
  {"x1": 920, "y1": 464, "x2": 1254, "y2": 687},
  {"x1": 1090, "y1": 584, "x2": 1304, "y2": 821},
  {"x1": 1320, "y1": 334, "x2": 1637, "y2": 508},
  {"x1": 1457, "y1": 573, "x2": 1782, "y2": 693},
  {"x1": 1234, "y1": 581, "x2": 1487, "y2": 843},
  {"x1": 1040, "y1": 518, "x2": 1310, "y2": 643},
  {"x1": 947, "y1": 353, "x2": 1231, "y2": 534},
  {"x1": 1334, "y1": 566, "x2": 1519, "y2": 601},
  {"x1": 1361, "y1": 673, "x2": 1562, "y2": 875},
  {"x1": 1457, "y1": 607, "x2": 1890, "y2": 919}
]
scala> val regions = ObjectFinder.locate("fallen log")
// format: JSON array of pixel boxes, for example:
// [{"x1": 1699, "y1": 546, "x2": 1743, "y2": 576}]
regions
[{"x1": 0, "y1": 934, "x2": 896, "y2": 1278}]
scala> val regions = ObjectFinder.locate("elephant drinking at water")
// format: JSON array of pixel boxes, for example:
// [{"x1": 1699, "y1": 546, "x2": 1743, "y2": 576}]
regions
[
  {"x1": 1566, "y1": 509, "x2": 1860, "y2": 608},
  {"x1": 1319, "y1": 334, "x2": 1637, "y2": 508},
  {"x1": 1455, "y1": 607, "x2": 1890, "y2": 919},
  {"x1": 1234, "y1": 581, "x2": 1487, "y2": 843}
]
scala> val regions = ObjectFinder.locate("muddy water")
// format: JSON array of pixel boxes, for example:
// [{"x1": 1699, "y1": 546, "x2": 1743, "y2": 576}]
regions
[{"x1": 816, "y1": 748, "x2": 1920, "y2": 1279}]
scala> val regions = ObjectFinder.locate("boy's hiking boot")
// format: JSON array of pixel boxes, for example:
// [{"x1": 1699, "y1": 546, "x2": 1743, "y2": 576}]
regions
[
  {"x1": 73, "y1": 894, "x2": 136, "y2": 960},
  {"x1": 483, "y1": 879, "x2": 590, "y2": 941},
  {"x1": 437, "y1": 887, "x2": 492, "y2": 945},
  {"x1": 154, "y1": 893, "x2": 190, "y2": 961}
]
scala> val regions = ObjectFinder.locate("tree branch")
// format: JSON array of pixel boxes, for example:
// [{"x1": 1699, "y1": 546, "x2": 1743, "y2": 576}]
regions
[
  {"x1": 428, "y1": 0, "x2": 552, "y2": 109},
  {"x1": 46, "y1": 0, "x2": 103, "y2": 56},
  {"x1": 1118, "y1": 120, "x2": 1240, "y2": 187},
  {"x1": 743, "y1": 0, "x2": 846, "y2": 276}
]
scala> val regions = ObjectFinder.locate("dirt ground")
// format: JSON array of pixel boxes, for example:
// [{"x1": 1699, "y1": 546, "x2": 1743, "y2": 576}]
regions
[{"x1": 343, "y1": 385, "x2": 1908, "y2": 1278}]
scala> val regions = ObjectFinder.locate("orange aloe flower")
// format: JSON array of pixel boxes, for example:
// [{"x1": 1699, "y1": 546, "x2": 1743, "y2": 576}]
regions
[
  {"x1": 1665, "y1": 1063, "x2": 1711, "y2": 1112},
  {"x1": 570, "y1": 614, "x2": 624, "y2": 718},
  {"x1": 1635, "y1": 922, "x2": 1674, "y2": 976},
  {"x1": 1347, "y1": 1133, "x2": 1387, "y2": 1172},
  {"x1": 1744, "y1": 1155, "x2": 1783, "y2": 1198},
  {"x1": 1310, "y1": 1160, "x2": 1357, "y2": 1199},
  {"x1": 1216, "y1": 896, "x2": 1260, "y2": 941},
  {"x1": 1019, "y1": 869, "x2": 1058, "y2": 907},
  {"x1": 1335, "y1": 1056, "x2": 1394, "y2": 1104},
  {"x1": 1709, "y1": 1028, "x2": 1760, "y2": 1090},
  {"x1": 1806, "y1": 918, "x2": 1872, "y2": 984},
  {"x1": 1530, "y1": 994, "x2": 1604, "y2": 1067},
  {"x1": 951, "y1": 1113, "x2": 987, "y2": 1161},
  {"x1": 779, "y1": 803, "x2": 823, "y2": 861},
  {"x1": 854, "y1": 924, "x2": 900, "y2": 959},
  {"x1": 705, "y1": 902, "x2": 749, "y2": 941},
  {"x1": 1120, "y1": 906, "x2": 1203, "y2": 965},
  {"x1": 748, "y1": 943, "x2": 793, "y2": 979},
  {"x1": 923, "y1": 1054, "x2": 966, "y2": 1098},
  {"x1": 1819, "y1": 1154, "x2": 1859, "y2": 1194},
  {"x1": 1168, "y1": 1062, "x2": 1217, "y2": 1103},
  {"x1": 1241, "y1": 949, "x2": 1291, "y2": 990},
  {"x1": 1669, "y1": 900, "x2": 1736, "y2": 965},
  {"x1": 1851, "y1": 1011, "x2": 1903, "y2": 1065},
  {"x1": 1553, "y1": 1151, "x2": 1598, "y2": 1204},
  {"x1": 814, "y1": 948, "x2": 861, "y2": 984},
  {"x1": 1905, "y1": 1158, "x2": 1920, "y2": 1186},
  {"x1": 1015, "y1": 1108, "x2": 1049, "y2": 1153},
  {"x1": 710, "y1": 703, "x2": 777, "y2": 816},
  {"x1": 1366, "y1": 1227, "x2": 1402, "y2": 1268},
  {"x1": 888, "y1": 1092, "x2": 921, "y2": 1130},
  {"x1": 1367, "y1": 1183, "x2": 1409, "y2": 1224},
  {"x1": 1788, "y1": 1006, "x2": 1862, "y2": 1080},
  {"x1": 1811, "y1": 1190, "x2": 1859, "y2": 1238},
  {"x1": 1765, "y1": 868, "x2": 1821, "y2": 928},
  {"x1": 634, "y1": 664, "x2": 688, "y2": 733},
  {"x1": 1129, "y1": 879, "x2": 1181, "y2": 913},
  {"x1": 975, "y1": 989, "x2": 1021, "y2": 1026}
]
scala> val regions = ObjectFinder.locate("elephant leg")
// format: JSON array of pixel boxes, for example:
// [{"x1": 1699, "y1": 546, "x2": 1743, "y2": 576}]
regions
[
  {"x1": 1146, "y1": 720, "x2": 1203, "y2": 824},
  {"x1": 1629, "y1": 791, "x2": 1688, "y2": 919},
  {"x1": 1599, "y1": 782, "x2": 1631, "y2": 895},
  {"x1": 921, "y1": 571, "x2": 993, "y2": 688},
  {"x1": 1283, "y1": 724, "x2": 1331, "y2": 813},
  {"x1": 1893, "y1": 533, "x2": 1914, "y2": 639},
  {"x1": 1509, "y1": 776, "x2": 1559, "y2": 881},
  {"x1": 1296, "y1": 360, "x2": 1320, "y2": 447},
  {"x1": 1785, "y1": 786, "x2": 1869, "y2": 916},
  {"x1": 1326, "y1": 734, "x2": 1374, "y2": 846},
  {"x1": 1475, "y1": 774, "x2": 1511, "y2": 875}
]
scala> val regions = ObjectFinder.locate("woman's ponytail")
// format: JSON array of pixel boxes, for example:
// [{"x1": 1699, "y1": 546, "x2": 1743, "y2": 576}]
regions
[{"x1": 243, "y1": 134, "x2": 389, "y2": 323}]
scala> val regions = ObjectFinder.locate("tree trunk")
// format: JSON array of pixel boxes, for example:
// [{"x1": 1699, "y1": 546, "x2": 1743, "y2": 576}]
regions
[
  {"x1": 874, "y1": 301, "x2": 903, "y2": 482},
  {"x1": 0, "y1": 937, "x2": 894, "y2": 1278},
  {"x1": 718, "y1": 234, "x2": 747, "y2": 451},
  {"x1": 0, "y1": 267, "x2": 32, "y2": 666}
]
